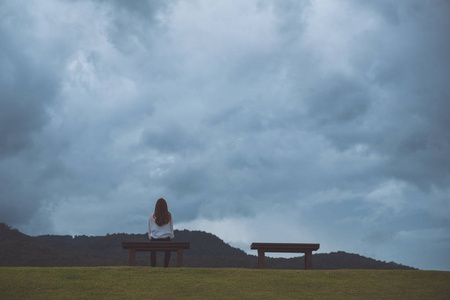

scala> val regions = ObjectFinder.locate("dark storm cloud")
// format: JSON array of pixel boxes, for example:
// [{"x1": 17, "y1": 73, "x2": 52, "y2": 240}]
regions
[
  {"x1": 140, "y1": 123, "x2": 204, "y2": 153},
  {"x1": 288, "y1": 0, "x2": 450, "y2": 193},
  {"x1": 0, "y1": 0, "x2": 449, "y2": 270},
  {"x1": 0, "y1": 2, "x2": 66, "y2": 225},
  {"x1": 306, "y1": 75, "x2": 371, "y2": 126},
  {"x1": 0, "y1": 27, "x2": 58, "y2": 157},
  {"x1": 97, "y1": 0, "x2": 171, "y2": 53}
]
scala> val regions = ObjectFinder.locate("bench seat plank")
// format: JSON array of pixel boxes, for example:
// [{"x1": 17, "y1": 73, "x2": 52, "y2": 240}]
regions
[{"x1": 250, "y1": 243, "x2": 319, "y2": 252}]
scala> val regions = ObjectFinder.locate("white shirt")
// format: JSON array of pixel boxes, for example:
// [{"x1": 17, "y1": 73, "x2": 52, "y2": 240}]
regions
[{"x1": 148, "y1": 215, "x2": 174, "y2": 239}]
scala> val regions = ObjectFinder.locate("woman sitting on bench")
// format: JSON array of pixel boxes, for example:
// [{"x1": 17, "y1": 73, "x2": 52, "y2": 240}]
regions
[{"x1": 148, "y1": 198, "x2": 174, "y2": 267}]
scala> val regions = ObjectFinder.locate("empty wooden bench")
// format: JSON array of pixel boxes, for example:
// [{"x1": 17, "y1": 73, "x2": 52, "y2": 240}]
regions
[
  {"x1": 122, "y1": 242, "x2": 190, "y2": 267},
  {"x1": 250, "y1": 243, "x2": 320, "y2": 270}
]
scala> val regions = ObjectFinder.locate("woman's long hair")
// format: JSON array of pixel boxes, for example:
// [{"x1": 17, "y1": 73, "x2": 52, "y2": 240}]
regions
[{"x1": 153, "y1": 198, "x2": 172, "y2": 226}]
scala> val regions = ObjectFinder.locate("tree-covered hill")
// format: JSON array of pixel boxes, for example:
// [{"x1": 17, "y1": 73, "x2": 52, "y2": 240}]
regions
[{"x1": 0, "y1": 223, "x2": 416, "y2": 270}]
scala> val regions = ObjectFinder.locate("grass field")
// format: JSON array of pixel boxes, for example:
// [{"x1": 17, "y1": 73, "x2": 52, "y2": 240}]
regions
[{"x1": 1, "y1": 267, "x2": 449, "y2": 299}]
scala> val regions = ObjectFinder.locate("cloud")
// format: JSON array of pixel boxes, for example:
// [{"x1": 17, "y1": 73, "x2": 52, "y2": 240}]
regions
[
  {"x1": 0, "y1": 21, "x2": 58, "y2": 157},
  {"x1": 0, "y1": 0, "x2": 449, "y2": 270}
]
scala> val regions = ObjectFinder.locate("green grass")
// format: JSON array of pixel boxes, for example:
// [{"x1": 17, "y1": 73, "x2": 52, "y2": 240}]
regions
[{"x1": 1, "y1": 267, "x2": 449, "y2": 299}]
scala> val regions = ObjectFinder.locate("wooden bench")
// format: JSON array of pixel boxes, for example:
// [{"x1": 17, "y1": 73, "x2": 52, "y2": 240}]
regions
[
  {"x1": 122, "y1": 242, "x2": 190, "y2": 267},
  {"x1": 250, "y1": 243, "x2": 320, "y2": 270}
]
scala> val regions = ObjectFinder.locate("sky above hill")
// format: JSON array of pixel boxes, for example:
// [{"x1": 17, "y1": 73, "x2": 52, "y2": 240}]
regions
[{"x1": 1, "y1": 0, "x2": 449, "y2": 270}]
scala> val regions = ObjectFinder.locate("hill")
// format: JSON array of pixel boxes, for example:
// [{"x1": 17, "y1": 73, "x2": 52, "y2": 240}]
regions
[{"x1": 0, "y1": 223, "x2": 416, "y2": 269}]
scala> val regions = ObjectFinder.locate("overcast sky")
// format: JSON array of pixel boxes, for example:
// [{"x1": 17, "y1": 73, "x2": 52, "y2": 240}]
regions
[{"x1": 1, "y1": 0, "x2": 449, "y2": 270}]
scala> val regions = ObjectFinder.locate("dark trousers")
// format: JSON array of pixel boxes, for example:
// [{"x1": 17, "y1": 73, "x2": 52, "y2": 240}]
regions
[{"x1": 150, "y1": 237, "x2": 171, "y2": 267}]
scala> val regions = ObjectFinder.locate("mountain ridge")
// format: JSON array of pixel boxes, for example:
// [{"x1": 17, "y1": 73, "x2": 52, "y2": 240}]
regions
[{"x1": 0, "y1": 223, "x2": 416, "y2": 270}]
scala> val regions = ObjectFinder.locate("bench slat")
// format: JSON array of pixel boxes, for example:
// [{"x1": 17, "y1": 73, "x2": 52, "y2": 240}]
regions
[{"x1": 250, "y1": 243, "x2": 319, "y2": 252}]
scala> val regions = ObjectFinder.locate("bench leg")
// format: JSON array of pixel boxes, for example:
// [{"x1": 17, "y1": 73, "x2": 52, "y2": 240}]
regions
[
  {"x1": 257, "y1": 250, "x2": 265, "y2": 269},
  {"x1": 177, "y1": 249, "x2": 183, "y2": 267},
  {"x1": 304, "y1": 250, "x2": 312, "y2": 270},
  {"x1": 129, "y1": 249, "x2": 136, "y2": 266}
]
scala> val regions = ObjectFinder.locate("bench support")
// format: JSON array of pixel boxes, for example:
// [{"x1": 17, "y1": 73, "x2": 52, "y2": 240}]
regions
[
  {"x1": 257, "y1": 250, "x2": 265, "y2": 269},
  {"x1": 251, "y1": 243, "x2": 320, "y2": 270},
  {"x1": 177, "y1": 249, "x2": 183, "y2": 268},
  {"x1": 304, "y1": 250, "x2": 312, "y2": 270},
  {"x1": 123, "y1": 242, "x2": 190, "y2": 268},
  {"x1": 127, "y1": 249, "x2": 185, "y2": 267},
  {"x1": 129, "y1": 249, "x2": 136, "y2": 266},
  {"x1": 257, "y1": 250, "x2": 313, "y2": 270}
]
